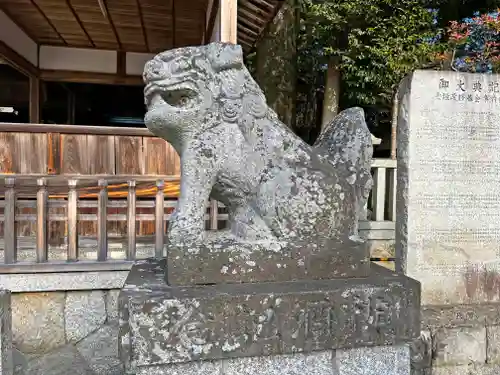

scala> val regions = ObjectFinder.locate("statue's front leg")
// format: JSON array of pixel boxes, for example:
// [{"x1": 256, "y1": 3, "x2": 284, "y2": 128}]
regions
[{"x1": 168, "y1": 151, "x2": 217, "y2": 247}]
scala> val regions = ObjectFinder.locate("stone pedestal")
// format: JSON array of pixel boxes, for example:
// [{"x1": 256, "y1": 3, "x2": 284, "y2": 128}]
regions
[
  {"x1": 118, "y1": 259, "x2": 420, "y2": 375},
  {"x1": 167, "y1": 234, "x2": 370, "y2": 285},
  {"x1": 120, "y1": 42, "x2": 421, "y2": 375},
  {"x1": 132, "y1": 345, "x2": 410, "y2": 375}
]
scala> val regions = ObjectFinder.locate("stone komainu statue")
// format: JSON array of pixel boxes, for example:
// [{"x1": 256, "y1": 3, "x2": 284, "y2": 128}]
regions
[{"x1": 143, "y1": 42, "x2": 372, "y2": 254}]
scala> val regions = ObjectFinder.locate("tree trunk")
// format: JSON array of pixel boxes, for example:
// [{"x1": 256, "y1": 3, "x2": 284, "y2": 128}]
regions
[
  {"x1": 321, "y1": 58, "x2": 341, "y2": 130},
  {"x1": 254, "y1": 0, "x2": 298, "y2": 128}
]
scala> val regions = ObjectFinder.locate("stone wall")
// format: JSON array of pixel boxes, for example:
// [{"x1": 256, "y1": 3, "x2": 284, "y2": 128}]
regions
[
  {"x1": 412, "y1": 304, "x2": 500, "y2": 374},
  {"x1": 8, "y1": 290, "x2": 500, "y2": 374},
  {"x1": 11, "y1": 289, "x2": 122, "y2": 375}
]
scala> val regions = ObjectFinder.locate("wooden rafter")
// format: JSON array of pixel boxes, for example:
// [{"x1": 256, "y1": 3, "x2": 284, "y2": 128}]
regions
[
  {"x1": 249, "y1": 0, "x2": 275, "y2": 11},
  {"x1": 237, "y1": 0, "x2": 286, "y2": 51},
  {"x1": 29, "y1": 0, "x2": 67, "y2": 45},
  {"x1": 240, "y1": 1, "x2": 269, "y2": 21},
  {"x1": 0, "y1": 5, "x2": 38, "y2": 43},
  {"x1": 253, "y1": 0, "x2": 285, "y2": 41},
  {"x1": 99, "y1": 0, "x2": 122, "y2": 50},
  {"x1": 135, "y1": 0, "x2": 150, "y2": 52},
  {"x1": 0, "y1": 0, "x2": 283, "y2": 54},
  {"x1": 65, "y1": 0, "x2": 95, "y2": 48},
  {"x1": 238, "y1": 16, "x2": 262, "y2": 33},
  {"x1": 238, "y1": 8, "x2": 266, "y2": 29},
  {"x1": 237, "y1": 32, "x2": 254, "y2": 45},
  {"x1": 0, "y1": 41, "x2": 38, "y2": 77},
  {"x1": 237, "y1": 22, "x2": 259, "y2": 37},
  {"x1": 40, "y1": 69, "x2": 142, "y2": 86}
]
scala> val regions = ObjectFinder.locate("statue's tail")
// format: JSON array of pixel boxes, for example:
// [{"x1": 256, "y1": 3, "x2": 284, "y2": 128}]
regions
[{"x1": 313, "y1": 107, "x2": 373, "y2": 223}]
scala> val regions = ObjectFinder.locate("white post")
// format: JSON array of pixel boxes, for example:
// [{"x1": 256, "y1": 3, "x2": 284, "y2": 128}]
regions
[
  {"x1": 371, "y1": 167, "x2": 387, "y2": 221},
  {"x1": 220, "y1": 0, "x2": 237, "y2": 44}
]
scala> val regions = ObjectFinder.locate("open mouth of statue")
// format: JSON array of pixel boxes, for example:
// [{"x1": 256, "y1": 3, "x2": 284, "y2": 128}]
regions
[{"x1": 145, "y1": 82, "x2": 200, "y2": 111}]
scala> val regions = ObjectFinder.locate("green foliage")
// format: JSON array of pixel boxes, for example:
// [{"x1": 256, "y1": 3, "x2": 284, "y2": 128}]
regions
[
  {"x1": 298, "y1": 0, "x2": 445, "y2": 109},
  {"x1": 446, "y1": 12, "x2": 500, "y2": 73}
]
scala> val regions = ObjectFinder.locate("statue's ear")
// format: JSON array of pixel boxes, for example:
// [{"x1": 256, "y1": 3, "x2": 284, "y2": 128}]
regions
[{"x1": 207, "y1": 43, "x2": 243, "y2": 72}]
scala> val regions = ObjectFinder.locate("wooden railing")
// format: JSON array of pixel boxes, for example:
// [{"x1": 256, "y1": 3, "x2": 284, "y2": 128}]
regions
[
  {"x1": 0, "y1": 176, "x2": 226, "y2": 273},
  {"x1": 368, "y1": 158, "x2": 397, "y2": 221},
  {"x1": 0, "y1": 158, "x2": 397, "y2": 273}
]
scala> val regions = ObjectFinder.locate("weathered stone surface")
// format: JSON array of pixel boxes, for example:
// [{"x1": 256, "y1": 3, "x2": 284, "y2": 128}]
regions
[
  {"x1": 434, "y1": 326, "x2": 486, "y2": 366},
  {"x1": 432, "y1": 363, "x2": 500, "y2": 375},
  {"x1": 12, "y1": 292, "x2": 65, "y2": 354},
  {"x1": 0, "y1": 290, "x2": 13, "y2": 375},
  {"x1": 135, "y1": 361, "x2": 222, "y2": 375},
  {"x1": 223, "y1": 351, "x2": 333, "y2": 375},
  {"x1": 410, "y1": 330, "x2": 432, "y2": 372},
  {"x1": 65, "y1": 291, "x2": 106, "y2": 343},
  {"x1": 119, "y1": 259, "x2": 420, "y2": 371},
  {"x1": 397, "y1": 70, "x2": 500, "y2": 304},
  {"x1": 334, "y1": 344, "x2": 410, "y2": 375},
  {"x1": 487, "y1": 325, "x2": 500, "y2": 363},
  {"x1": 168, "y1": 235, "x2": 370, "y2": 285},
  {"x1": 25, "y1": 345, "x2": 94, "y2": 375},
  {"x1": 422, "y1": 303, "x2": 500, "y2": 328},
  {"x1": 313, "y1": 107, "x2": 373, "y2": 226},
  {"x1": 0, "y1": 271, "x2": 129, "y2": 293},
  {"x1": 12, "y1": 348, "x2": 27, "y2": 375},
  {"x1": 431, "y1": 365, "x2": 471, "y2": 375},
  {"x1": 76, "y1": 323, "x2": 122, "y2": 375},
  {"x1": 105, "y1": 290, "x2": 120, "y2": 322},
  {"x1": 134, "y1": 347, "x2": 411, "y2": 375},
  {"x1": 411, "y1": 369, "x2": 432, "y2": 375},
  {"x1": 142, "y1": 42, "x2": 373, "y2": 285}
]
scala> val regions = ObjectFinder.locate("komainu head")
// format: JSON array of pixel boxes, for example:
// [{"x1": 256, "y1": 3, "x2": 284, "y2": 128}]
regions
[{"x1": 143, "y1": 43, "x2": 270, "y2": 145}]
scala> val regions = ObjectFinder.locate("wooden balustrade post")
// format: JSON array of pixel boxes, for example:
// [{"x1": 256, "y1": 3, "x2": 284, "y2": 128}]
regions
[
  {"x1": 97, "y1": 180, "x2": 108, "y2": 262},
  {"x1": 126, "y1": 180, "x2": 137, "y2": 261},
  {"x1": 210, "y1": 200, "x2": 218, "y2": 230},
  {"x1": 387, "y1": 168, "x2": 397, "y2": 222},
  {"x1": 36, "y1": 178, "x2": 48, "y2": 263},
  {"x1": 67, "y1": 180, "x2": 78, "y2": 262},
  {"x1": 4, "y1": 178, "x2": 17, "y2": 264},
  {"x1": 155, "y1": 180, "x2": 165, "y2": 258},
  {"x1": 371, "y1": 167, "x2": 387, "y2": 221}
]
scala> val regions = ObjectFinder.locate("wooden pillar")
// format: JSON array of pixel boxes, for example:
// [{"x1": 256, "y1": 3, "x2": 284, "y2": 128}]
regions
[
  {"x1": 67, "y1": 90, "x2": 75, "y2": 125},
  {"x1": 29, "y1": 76, "x2": 40, "y2": 123},
  {"x1": 321, "y1": 58, "x2": 340, "y2": 130},
  {"x1": 220, "y1": 0, "x2": 237, "y2": 44}
]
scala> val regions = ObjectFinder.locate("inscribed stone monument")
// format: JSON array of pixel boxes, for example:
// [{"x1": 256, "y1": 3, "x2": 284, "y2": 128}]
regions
[
  {"x1": 397, "y1": 70, "x2": 500, "y2": 304},
  {"x1": 118, "y1": 43, "x2": 421, "y2": 375}
]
